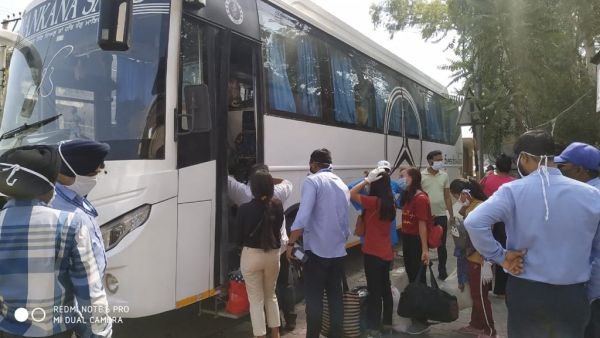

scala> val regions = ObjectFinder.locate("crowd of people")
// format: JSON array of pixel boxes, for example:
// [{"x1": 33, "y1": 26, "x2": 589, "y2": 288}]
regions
[
  {"x1": 232, "y1": 130, "x2": 599, "y2": 338},
  {"x1": 0, "y1": 129, "x2": 598, "y2": 338}
]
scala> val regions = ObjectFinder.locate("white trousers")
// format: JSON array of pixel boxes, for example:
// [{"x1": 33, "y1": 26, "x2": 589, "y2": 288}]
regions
[{"x1": 240, "y1": 247, "x2": 281, "y2": 336}]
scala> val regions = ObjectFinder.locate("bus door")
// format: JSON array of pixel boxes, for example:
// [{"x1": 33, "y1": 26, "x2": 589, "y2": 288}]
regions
[
  {"x1": 175, "y1": 16, "x2": 223, "y2": 307},
  {"x1": 217, "y1": 33, "x2": 263, "y2": 286}
]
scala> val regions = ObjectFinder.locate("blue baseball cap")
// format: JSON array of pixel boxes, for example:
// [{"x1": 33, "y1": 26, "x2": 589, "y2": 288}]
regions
[{"x1": 555, "y1": 142, "x2": 600, "y2": 171}]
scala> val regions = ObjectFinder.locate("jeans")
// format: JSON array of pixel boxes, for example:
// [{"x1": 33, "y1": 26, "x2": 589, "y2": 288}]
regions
[
  {"x1": 276, "y1": 253, "x2": 297, "y2": 326},
  {"x1": 434, "y1": 216, "x2": 448, "y2": 277},
  {"x1": 506, "y1": 276, "x2": 589, "y2": 338},
  {"x1": 363, "y1": 254, "x2": 393, "y2": 329},
  {"x1": 304, "y1": 251, "x2": 345, "y2": 338}
]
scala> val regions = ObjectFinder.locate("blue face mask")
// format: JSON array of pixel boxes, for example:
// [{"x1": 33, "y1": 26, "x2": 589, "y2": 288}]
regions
[{"x1": 397, "y1": 177, "x2": 407, "y2": 190}]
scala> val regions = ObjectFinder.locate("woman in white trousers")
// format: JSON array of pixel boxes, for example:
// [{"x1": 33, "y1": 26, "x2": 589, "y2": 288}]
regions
[{"x1": 237, "y1": 170, "x2": 284, "y2": 338}]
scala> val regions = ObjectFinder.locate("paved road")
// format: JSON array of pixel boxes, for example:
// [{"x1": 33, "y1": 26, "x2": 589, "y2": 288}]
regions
[{"x1": 115, "y1": 243, "x2": 508, "y2": 338}]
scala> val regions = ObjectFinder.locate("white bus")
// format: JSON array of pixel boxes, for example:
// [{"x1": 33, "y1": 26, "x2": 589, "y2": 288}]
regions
[{"x1": 1, "y1": 0, "x2": 461, "y2": 318}]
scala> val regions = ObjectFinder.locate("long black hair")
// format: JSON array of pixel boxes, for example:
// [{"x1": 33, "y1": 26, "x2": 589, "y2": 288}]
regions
[
  {"x1": 449, "y1": 178, "x2": 487, "y2": 202},
  {"x1": 250, "y1": 170, "x2": 278, "y2": 250},
  {"x1": 369, "y1": 173, "x2": 396, "y2": 221},
  {"x1": 402, "y1": 167, "x2": 422, "y2": 202}
]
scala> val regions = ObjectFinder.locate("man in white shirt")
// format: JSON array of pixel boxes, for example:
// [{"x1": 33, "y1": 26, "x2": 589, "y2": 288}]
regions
[{"x1": 227, "y1": 164, "x2": 296, "y2": 330}]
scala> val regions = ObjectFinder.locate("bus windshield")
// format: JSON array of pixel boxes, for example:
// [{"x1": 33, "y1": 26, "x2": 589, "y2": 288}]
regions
[{"x1": 0, "y1": 0, "x2": 169, "y2": 160}]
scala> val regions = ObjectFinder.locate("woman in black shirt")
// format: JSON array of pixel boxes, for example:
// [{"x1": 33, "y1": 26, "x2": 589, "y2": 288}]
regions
[{"x1": 237, "y1": 170, "x2": 284, "y2": 338}]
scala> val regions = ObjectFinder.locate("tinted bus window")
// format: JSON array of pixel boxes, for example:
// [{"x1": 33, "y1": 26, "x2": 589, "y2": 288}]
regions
[{"x1": 258, "y1": 2, "x2": 324, "y2": 117}]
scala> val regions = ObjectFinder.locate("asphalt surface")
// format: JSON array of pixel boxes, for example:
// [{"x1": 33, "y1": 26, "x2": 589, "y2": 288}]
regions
[{"x1": 114, "y1": 242, "x2": 508, "y2": 338}]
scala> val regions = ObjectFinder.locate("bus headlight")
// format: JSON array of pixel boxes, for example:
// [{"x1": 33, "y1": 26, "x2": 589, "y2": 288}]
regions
[
  {"x1": 101, "y1": 205, "x2": 151, "y2": 250},
  {"x1": 105, "y1": 273, "x2": 119, "y2": 294}
]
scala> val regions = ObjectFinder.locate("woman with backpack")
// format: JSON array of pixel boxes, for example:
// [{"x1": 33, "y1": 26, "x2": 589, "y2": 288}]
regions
[
  {"x1": 237, "y1": 170, "x2": 284, "y2": 338},
  {"x1": 349, "y1": 168, "x2": 396, "y2": 338},
  {"x1": 450, "y1": 178, "x2": 497, "y2": 338}
]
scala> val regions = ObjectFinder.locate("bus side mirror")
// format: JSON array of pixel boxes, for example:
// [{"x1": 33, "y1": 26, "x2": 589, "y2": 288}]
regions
[
  {"x1": 180, "y1": 84, "x2": 212, "y2": 135},
  {"x1": 97, "y1": 0, "x2": 133, "y2": 51}
]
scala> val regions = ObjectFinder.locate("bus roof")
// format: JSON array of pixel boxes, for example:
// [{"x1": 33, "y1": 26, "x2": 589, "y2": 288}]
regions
[{"x1": 269, "y1": 0, "x2": 448, "y2": 95}]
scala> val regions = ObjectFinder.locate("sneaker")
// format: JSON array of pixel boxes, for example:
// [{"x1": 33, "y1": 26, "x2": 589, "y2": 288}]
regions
[
  {"x1": 438, "y1": 272, "x2": 448, "y2": 281},
  {"x1": 457, "y1": 325, "x2": 485, "y2": 335},
  {"x1": 405, "y1": 321, "x2": 430, "y2": 335}
]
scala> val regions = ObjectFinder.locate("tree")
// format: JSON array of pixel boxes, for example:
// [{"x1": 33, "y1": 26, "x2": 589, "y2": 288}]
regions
[{"x1": 371, "y1": 0, "x2": 600, "y2": 153}]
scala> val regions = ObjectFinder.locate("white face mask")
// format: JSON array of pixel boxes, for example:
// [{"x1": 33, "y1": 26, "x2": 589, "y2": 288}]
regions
[
  {"x1": 431, "y1": 161, "x2": 445, "y2": 171},
  {"x1": 69, "y1": 175, "x2": 98, "y2": 197},
  {"x1": 460, "y1": 189, "x2": 471, "y2": 207}
]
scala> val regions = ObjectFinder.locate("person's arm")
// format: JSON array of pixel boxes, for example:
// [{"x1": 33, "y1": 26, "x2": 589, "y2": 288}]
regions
[
  {"x1": 68, "y1": 215, "x2": 113, "y2": 338},
  {"x1": 443, "y1": 173, "x2": 454, "y2": 220},
  {"x1": 418, "y1": 219, "x2": 429, "y2": 264},
  {"x1": 444, "y1": 187, "x2": 454, "y2": 221},
  {"x1": 347, "y1": 178, "x2": 367, "y2": 211},
  {"x1": 273, "y1": 179, "x2": 293, "y2": 204},
  {"x1": 589, "y1": 221, "x2": 600, "y2": 303},
  {"x1": 228, "y1": 176, "x2": 252, "y2": 206},
  {"x1": 463, "y1": 186, "x2": 524, "y2": 272},
  {"x1": 287, "y1": 179, "x2": 316, "y2": 260},
  {"x1": 349, "y1": 179, "x2": 369, "y2": 206}
]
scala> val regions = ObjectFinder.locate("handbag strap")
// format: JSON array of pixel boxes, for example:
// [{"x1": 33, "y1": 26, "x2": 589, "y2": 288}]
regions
[
  {"x1": 414, "y1": 263, "x2": 440, "y2": 290},
  {"x1": 341, "y1": 263, "x2": 350, "y2": 292},
  {"x1": 427, "y1": 264, "x2": 440, "y2": 289}
]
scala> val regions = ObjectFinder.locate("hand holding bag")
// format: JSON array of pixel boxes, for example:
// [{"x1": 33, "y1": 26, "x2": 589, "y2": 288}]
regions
[{"x1": 397, "y1": 264, "x2": 459, "y2": 322}]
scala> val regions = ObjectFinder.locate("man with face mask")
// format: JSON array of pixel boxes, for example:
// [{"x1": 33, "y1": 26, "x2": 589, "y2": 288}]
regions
[
  {"x1": 0, "y1": 145, "x2": 112, "y2": 338},
  {"x1": 421, "y1": 150, "x2": 455, "y2": 280},
  {"x1": 554, "y1": 142, "x2": 600, "y2": 338},
  {"x1": 51, "y1": 139, "x2": 110, "y2": 278},
  {"x1": 464, "y1": 130, "x2": 600, "y2": 338},
  {"x1": 555, "y1": 142, "x2": 600, "y2": 190},
  {"x1": 286, "y1": 148, "x2": 350, "y2": 338}
]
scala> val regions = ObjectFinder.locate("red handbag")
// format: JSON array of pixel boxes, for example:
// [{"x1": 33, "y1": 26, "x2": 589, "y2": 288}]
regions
[
  {"x1": 427, "y1": 222, "x2": 444, "y2": 248},
  {"x1": 226, "y1": 280, "x2": 249, "y2": 315}
]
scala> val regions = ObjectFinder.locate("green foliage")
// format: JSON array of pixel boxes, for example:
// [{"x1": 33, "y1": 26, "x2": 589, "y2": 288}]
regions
[{"x1": 371, "y1": 0, "x2": 600, "y2": 153}]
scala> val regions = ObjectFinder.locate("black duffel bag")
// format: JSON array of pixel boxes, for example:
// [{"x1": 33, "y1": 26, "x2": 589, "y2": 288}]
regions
[{"x1": 397, "y1": 263, "x2": 459, "y2": 323}]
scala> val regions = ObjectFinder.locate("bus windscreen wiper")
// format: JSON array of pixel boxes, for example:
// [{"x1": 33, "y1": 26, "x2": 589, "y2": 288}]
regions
[{"x1": 0, "y1": 114, "x2": 62, "y2": 141}]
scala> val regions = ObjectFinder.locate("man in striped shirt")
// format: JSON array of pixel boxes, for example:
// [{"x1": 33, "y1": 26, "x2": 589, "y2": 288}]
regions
[{"x1": 0, "y1": 145, "x2": 112, "y2": 338}]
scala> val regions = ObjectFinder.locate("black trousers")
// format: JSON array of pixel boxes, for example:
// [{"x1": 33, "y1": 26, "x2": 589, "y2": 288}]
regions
[
  {"x1": 304, "y1": 251, "x2": 344, "y2": 338},
  {"x1": 492, "y1": 222, "x2": 508, "y2": 295},
  {"x1": 402, "y1": 233, "x2": 426, "y2": 285},
  {"x1": 276, "y1": 252, "x2": 297, "y2": 326},
  {"x1": 434, "y1": 216, "x2": 448, "y2": 276},
  {"x1": 506, "y1": 276, "x2": 589, "y2": 338},
  {"x1": 584, "y1": 299, "x2": 600, "y2": 338},
  {"x1": 364, "y1": 253, "x2": 393, "y2": 329}
]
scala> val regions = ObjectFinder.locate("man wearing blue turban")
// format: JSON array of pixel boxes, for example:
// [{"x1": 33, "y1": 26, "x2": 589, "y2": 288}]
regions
[{"x1": 51, "y1": 139, "x2": 111, "y2": 278}]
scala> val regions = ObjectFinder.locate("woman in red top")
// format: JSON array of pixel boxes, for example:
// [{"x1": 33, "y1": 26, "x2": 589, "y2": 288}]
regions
[
  {"x1": 350, "y1": 168, "x2": 396, "y2": 336},
  {"x1": 398, "y1": 167, "x2": 432, "y2": 334}
]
